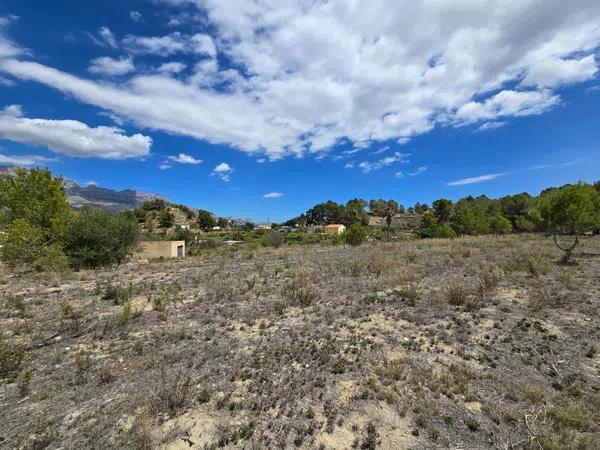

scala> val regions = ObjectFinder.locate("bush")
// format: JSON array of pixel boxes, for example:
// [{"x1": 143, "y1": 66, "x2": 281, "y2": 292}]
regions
[
  {"x1": 63, "y1": 208, "x2": 140, "y2": 269},
  {"x1": 417, "y1": 224, "x2": 456, "y2": 239},
  {"x1": 0, "y1": 219, "x2": 45, "y2": 268},
  {"x1": 33, "y1": 244, "x2": 70, "y2": 273},
  {"x1": 344, "y1": 223, "x2": 368, "y2": 246},
  {"x1": 262, "y1": 230, "x2": 283, "y2": 248},
  {"x1": 0, "y1": 337, "x2": 28, "y2": 382}
]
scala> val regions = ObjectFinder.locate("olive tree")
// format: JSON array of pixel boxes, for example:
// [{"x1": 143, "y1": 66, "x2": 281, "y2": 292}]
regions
[{"x1": 537, "y1": 183, "x2": 600, "y2": 264}]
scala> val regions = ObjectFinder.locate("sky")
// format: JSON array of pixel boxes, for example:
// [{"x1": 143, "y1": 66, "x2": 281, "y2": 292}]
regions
[{"x1": 0, "y1": 0, "x2": 599, "y2": 222}]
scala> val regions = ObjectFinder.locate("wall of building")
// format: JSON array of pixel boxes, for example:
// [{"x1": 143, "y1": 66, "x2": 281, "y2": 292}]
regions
[{"x1": 139, "y1": 241, "x2": 185, "y2": 259}]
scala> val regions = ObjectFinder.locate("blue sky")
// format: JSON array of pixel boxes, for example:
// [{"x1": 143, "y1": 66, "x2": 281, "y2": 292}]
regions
[{"x1": 0, "y1": 0, "x2": 599, "y2": 222}]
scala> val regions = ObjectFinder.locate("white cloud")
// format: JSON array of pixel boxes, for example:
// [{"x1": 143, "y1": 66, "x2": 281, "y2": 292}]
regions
[
  {"x1": 0, "y1": 105, "x2": 151, "y2": 159},
  {"x1": 123, "y1": 32, "x2": 216, "y2": 57},
  {"x1": 158, "y1": 162, "x2": 172, "y2": 170},
  {"x1": 0, "y1": 15, "x2": 21, "y2": 58},
  {"x1": 88, "y1": 56, "x2": 135, "y2": 76},
  {"x1": 357, "y1": 152, "x2": 409, "y2": 173},
  {"x1": 409, "y1": 166, "x2": 428, "y2": 176},
  {"x1": 2, "y1": 1, "x2": 600, "y2": 159},
  {"x1": 191, "y1": 34, "x2": 217, "y2": 57},
  {"x1": 84, "y1": 181, "x2": 98, "y2": 186},
  {"x1": 0, "y1": 152, "x2": 54, "y2": 166},
  {"x1": 157, "y1": 62, "x2": 186, "y2": 74},
  {"x1": 130, "y1": 11, "x2": 143, "y2": 23},
  {"x1": 167, "y1": 153, "x2": 202, "y2": 164},
  {"x1": 211, "y1": 162, "x2": 232, "y2": 181},
  {"x1": 263, "y1": 192, "x2": 283, "y2": 198},
  {"x1": 394, "y1": 171, "x2": 403, "y2": 178},
  {"x1": 477, "y1": 121, "x2": 506, "y2": 132},
  {"x1": 454, "y1": 90, "x2": 560, "y2": 125},
  {"x1": 98, "y1": 26, "x2": 117, "y2": 48},
  {"x1": 447, "y1": 173, "x2": 504, "y2": 186}
]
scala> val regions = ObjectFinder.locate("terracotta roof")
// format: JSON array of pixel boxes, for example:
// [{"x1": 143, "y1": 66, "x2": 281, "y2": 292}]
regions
[{"x1": 325, "y1": 224, "x2": 345, "y2": 228}]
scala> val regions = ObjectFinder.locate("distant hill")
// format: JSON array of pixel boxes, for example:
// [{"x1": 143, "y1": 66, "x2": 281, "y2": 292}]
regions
[
  {"x1": 62, "y1": 180, "x2": 165, "y2": 213},
  {"x1": 0, "y1": 166, "x2": 165, "y2": 214}
]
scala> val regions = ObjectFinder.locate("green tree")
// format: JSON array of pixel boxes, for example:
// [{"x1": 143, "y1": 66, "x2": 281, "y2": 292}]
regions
[
  {"x1": 489, "y1": 213, "x2": 513, "y2": 235},
  {"x1": 451, "y1": 201, "x2": 489, "y2": 235},
  {"x1": 158, "y1": 209, "x2": 175, "y2": 228},
  {"x1": 197, "y1": 210, "x2": 216, "y2": 231},
  {"x1": 141, "y1": 198, "x2": 166, "y2": 211},
  {"x1": 344, "y1": 223, "x2": 368, "y2": 246},
  {"x1": 0, "y1": 168, "x2": 71, "y2": 240},
  {"x1": 515, "y1": 215, "x2": 535, "y2": 232},
  {"x1": 536, "y1": 183, "x2": 600, "y2": 264},
  {"x1": 420, "y1": 211, "x2": 437, "y2": 229},
  {"x1": 432, "y1": 199, "x2": 453, "y2": 223},
  {"x1": 63, "y1": 208, "x2": 140, "y2": 269},
  {"x1": 344, "y1": 198, "x2": 368, "y2": 226},
  {"x1": 384, "y1": 200, "x2": 399, "y2": 239},
  {"x1": 217, "y1": 217, "x2": 230, "y2": 229},
  {"x1": 0, "y1": 219, "x2": 46, "y2": 268},
  {"x1": 306, "y1": 201, "x2": 343, "y2": 225},
  {"x1": 368, "y1": 199, "x2": 387, "y2": 217}
]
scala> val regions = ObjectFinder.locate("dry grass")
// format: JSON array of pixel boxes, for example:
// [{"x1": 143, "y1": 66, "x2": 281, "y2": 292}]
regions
[{"x1": 0, "y1": 234, "x2": 599, "y2": 448}]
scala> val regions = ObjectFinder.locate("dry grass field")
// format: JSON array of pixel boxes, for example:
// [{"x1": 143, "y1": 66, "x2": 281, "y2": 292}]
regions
[{"x1": 1, "y1": 234, "x2": 599, "y2": 449}]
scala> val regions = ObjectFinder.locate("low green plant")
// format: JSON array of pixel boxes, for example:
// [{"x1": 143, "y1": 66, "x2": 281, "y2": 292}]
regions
[
  {"x1": 344, "y1": 223, "x2": 368, "y2": 246},
  {"x1": 0, "y1": 337, "x2": 28, "y2": 381}
]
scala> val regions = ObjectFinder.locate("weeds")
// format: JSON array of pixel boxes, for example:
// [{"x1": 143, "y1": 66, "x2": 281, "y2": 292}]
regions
[
  {"x1": 442, "y1": 280, "x2": 467, "y2": 306},
  {"x1": 284, "y1": 268, "x2": 319, "y2": 306}
]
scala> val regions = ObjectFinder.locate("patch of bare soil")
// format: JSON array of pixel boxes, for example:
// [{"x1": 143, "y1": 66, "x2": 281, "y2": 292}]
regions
[{"x1": 1, "y1": 235, "x2": 599, "y2": 449}]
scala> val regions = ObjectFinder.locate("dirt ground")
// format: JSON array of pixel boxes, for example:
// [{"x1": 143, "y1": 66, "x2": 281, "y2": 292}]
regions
[{"x1": 1, "y1": 234, "x2": 599, "y2": 449}]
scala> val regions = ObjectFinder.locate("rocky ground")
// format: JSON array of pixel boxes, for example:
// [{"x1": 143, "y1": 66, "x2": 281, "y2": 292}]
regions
[{"x1": 1, "y1": 234, "x2": 599, "y2": 449}]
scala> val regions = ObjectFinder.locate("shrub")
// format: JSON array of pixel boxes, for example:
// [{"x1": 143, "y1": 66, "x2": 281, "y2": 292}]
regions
[
  {"x1": 101, "y1": 283, "x2": 131, "y2": 305},
  {"x1": 0, "y1": 219, "x2": 45, "y2": 268},
  {"x1": 0, "y1": 337, "x2": 28, "y2": 382},
  {"x1": 33, "y1": 244, "x2": 70, "y2": 273},
  {"x1": 262, "y1": 230, "x2": 283, "y2": 248},
  {"x1": 64, "y1": 208, "x2": 140, "y2": 269},
  {"x1": 442, "y1": 281, "x2": 467, "y2": 305},
  {"x1": 344, "y1": 223, "x2": 368, "y2": 246},
  {"x1": 284, "y1": 268, "x2": 319, "y2": 306},
  {"x1": 151, "y1": 370, "x2": 192, "y2": 417}
]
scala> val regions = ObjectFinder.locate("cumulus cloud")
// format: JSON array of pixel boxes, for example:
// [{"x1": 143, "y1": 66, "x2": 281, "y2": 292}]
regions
[
  {"x1": 447, "y1": 173, "x2": 504, "y2": 186},
  {"x1": 88, "y1": 56, "x2": 135, "y2": 76},
  {"x1": 263, "y1": 192, "x2": 283, "y2": 198},
  {"x1": 0, "y1": 105, "x2": 151, "y2": 159},
  {"x1": 2, "y1": 1, "x2": 600, "y2": 159},
  {"x1": 167, "y1": 153, "x2": 202, "y2": 164},
  {"x1": 211, "y1": 162, "x2": 232, "y2": 181},
  {"x1": 357, "y1": 152, "x2": 409, "y2": 174}
]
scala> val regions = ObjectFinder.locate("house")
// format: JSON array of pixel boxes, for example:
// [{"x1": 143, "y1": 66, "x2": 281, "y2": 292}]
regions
[
  {"x1": 324, "y1": 224, "x2": 346, "y2": 236},
  {"x1": 177, "y1": 224, "x2": 190, "y2": 230},
  {"x1": 139, "y1": 240, "x2": 185, "y2": 259},
  {"x1": 258, "y1": 223, "x2": 272, "y2": 230},
  {"x1": 212, "y1": 226, "x2": 221, "y2": 231}
]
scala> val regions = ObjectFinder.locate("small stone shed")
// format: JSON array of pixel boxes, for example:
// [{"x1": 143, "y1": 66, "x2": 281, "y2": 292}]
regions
[
  {"x1": 139, "y1": 240, "x2": 185, "y2": 259},
  {"x1": 324, "y1": 224, "x2": 346, "y2": 236}
]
